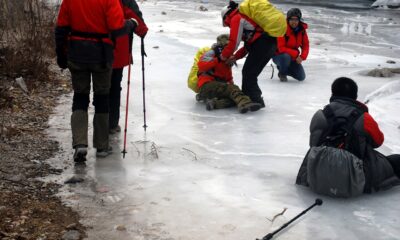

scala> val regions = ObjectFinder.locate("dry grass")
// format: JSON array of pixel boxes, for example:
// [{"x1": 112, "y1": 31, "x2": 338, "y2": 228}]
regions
[{"x1": 0, "y1": 0, "x2": 58, "y2": 87}]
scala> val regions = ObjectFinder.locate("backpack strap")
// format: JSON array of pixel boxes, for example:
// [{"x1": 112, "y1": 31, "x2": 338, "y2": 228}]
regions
[
  {"x1": 317, "y1": 105, "x2": 335, "y2": 146},
  {"x1": 343, "y1": 110, "x2": 363, "y2": 135},
  {"x1": 342, "y1": 109, "x2": 364, "y2": 149}
]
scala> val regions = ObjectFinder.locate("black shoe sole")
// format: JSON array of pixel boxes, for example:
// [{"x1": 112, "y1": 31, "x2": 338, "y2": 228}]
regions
[
  {"x1": 249, "y1": 104, "x2": 261, "y2": 112},
  {"x1": 239, "y1": 107, "x2": 249, "y2": 114}
]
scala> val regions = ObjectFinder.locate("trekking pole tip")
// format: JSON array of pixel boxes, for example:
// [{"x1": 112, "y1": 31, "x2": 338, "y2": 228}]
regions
[{"x1": 315, "y1": 198, "x2": 323, "y2": 206}]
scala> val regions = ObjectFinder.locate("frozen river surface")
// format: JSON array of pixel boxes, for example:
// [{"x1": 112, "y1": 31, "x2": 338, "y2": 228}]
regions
[{"x1": 48, "y1": 1, "x2": 400, "y2": 239}]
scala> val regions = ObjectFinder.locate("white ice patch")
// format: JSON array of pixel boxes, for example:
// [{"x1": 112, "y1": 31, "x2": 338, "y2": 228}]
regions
[
  {"x1": 365, "y1": 80, "x2": 400, "y2": 153},
  {"x1": 365, "y1": 80, "x2": 400, "y2": 103},
  {"x1": 372, "y1": 0, "x2": 400, "y2": 8}
]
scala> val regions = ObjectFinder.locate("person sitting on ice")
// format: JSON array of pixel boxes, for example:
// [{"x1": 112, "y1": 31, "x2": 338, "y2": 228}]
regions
[
  {"x1": 272, "y1": 8, "x2": 309, "y2": 82},
  {"x1": 296, "y1": 77, "x2": 400, "y2": 198},
  {"x1": 196, "y1": 34, "x2": 262, "y2": 113}
]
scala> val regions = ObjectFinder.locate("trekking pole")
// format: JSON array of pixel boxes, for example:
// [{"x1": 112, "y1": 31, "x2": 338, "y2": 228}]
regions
[
  {"x1": 256, "y1": 199, "x2": 323, "y2": 240},
  {"x1": 270, "y1": 63, "x2": 275, "y2": 79},
  {"x1": 141, "y1": 37, "x2": 148, "y2": 131},
  {"x1": 122, "y1": 59, "x2": 132, "y2": 159}
]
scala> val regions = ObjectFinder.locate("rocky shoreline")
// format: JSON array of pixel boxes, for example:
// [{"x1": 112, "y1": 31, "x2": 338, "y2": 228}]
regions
[{"x1": 0, "y1": 65, "x2": 86, "y2": 240}]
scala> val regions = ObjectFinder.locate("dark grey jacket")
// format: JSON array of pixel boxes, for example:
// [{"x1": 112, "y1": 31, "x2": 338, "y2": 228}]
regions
[{"x1": 296, "y1": 97, "x2": 400, "y2": 193}]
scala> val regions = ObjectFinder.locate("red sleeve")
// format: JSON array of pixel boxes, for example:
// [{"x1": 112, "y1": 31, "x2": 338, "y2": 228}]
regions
[
  {"x1": 106, "y1": 0, "x2": 125, "y2": 31},
  {"x1": 56, "y1": 0, "x2": 70, "y2": 27},
  {"x1": 234, "y1": 47, "x2": 248, "y2": 60},
  {"x1": 364, "y1": 113, "x2": 384, "y2": 148},
  {"x1": 277, "y1": 36, "x2": 299, "y2": 59},
  {"x1": 300, "y1": 31, "x2": 310, "y2": 60},
  {"x1": 124, "y1": 7, "x2": 148, "y2": 37},
  {"x1": 221, "y1": 15, "x2": 242, "y2": 59},
  {"x1": 198, "y1": 55, "x2": 218, "y2": 73}
]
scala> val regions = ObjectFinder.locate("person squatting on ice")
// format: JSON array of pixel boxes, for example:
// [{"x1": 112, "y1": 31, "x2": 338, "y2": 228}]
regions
[
  {"x1": 220, "y1": 1, "x2": 284, "y2": 108},
  {"x1": 273, "y1": 8, "x2": 309, "y2": 82},
  {"x1": 109, "y1": 0, "x2": 148, "y2": 134},
  {"x1": 197, "y1": 34, "x2": 262, "y2": 114},
  {"x1": 55, "y1": 0, "x2": 139, "y2": 162},
  {"x1": 296, "y1": 77, "x2": 400, "y2": 197}
]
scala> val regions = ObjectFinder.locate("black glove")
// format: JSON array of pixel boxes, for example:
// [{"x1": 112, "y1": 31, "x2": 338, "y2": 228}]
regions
[
  {"x1": 128, "y1": 18, "x2": 138, "y2": 32},
  {"x1": 56, "y1": 54, "x2": 67, "y2": 69},
  {"x1": 55, "y1": 26, "x2": 70, "y2": 69}
]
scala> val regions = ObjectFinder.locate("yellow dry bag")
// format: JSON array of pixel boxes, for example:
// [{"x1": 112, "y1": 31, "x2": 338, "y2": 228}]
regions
[
  {"x1": 187, "y1": 46, "x2": 211, "y2": 93},
  {"x1": 239, "y1": 0, "x2": 287, "y2": 37}
]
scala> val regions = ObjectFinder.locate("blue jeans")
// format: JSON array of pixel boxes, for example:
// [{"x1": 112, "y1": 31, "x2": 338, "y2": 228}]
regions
[{"x1": 272, "y1": 53, "x2": 306, "y2": 81}]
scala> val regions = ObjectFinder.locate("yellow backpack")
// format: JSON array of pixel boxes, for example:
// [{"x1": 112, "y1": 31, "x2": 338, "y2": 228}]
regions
[
  {"x1": 239, "y1": 0, "x2": 287, "y2": 38},
  {"x1": 187, "y1": 46, "x2": 211, "y2": 93}
]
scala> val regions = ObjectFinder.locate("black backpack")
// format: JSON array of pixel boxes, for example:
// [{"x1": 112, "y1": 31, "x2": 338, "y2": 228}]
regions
[{"x1": 318, "y1": 105, "x2": 363, "y2": 153}]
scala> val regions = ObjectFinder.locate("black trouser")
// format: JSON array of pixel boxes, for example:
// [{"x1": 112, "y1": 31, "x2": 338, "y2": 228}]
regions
[
  {"x1": 242, "y1": 34, "x2": 277, "y2": 102},
  {"x1": 109, "y1": 68, "x2": 123, "y2": 129},
  {"x1": 387, "y1": 154, "x2": 400, "y2": 178},
  {"x1": 68, "y1": 61, "x2": 112, "y2": 150}
]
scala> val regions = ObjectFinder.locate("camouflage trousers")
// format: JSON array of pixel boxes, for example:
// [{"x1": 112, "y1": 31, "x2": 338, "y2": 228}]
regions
[{"x1": 198, "y1": 81, "x2": 252, "y2": 109}]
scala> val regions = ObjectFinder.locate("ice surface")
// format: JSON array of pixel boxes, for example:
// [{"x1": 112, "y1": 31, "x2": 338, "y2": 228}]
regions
[{"x1": 47, "y1": 1, "x2": 400, "y2": 239}]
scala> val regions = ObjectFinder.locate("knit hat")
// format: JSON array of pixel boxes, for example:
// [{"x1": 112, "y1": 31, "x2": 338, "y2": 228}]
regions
[
  {"x1": 287, "y1": 8, "x2": 302, "y2": 20},
  {"x1": 331, "y1": 77, "x2": 358, "y2": 100},
  {"x1": 216, "y1": 34, "x2": 229, "y2": 46}
]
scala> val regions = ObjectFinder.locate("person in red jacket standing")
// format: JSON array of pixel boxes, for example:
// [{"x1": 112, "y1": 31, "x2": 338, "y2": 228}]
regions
[
  {"x1": 197, "y1": 34, "x2": 261, "y2": 113},
  {"x1": 273, "y1": 8, "x2": 309, "y2": 82},
  {"x1": 109, "y1": 0, "x2": 148, "y2": 134},
  {"x1": 220, "y1": 1, "x2": 277, "y2": 108},
  {"x1": 55, "y1": 0, "x2": 138, "y2": 162}
]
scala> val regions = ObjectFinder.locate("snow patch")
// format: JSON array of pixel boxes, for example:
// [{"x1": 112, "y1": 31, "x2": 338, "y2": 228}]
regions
[
  {"x1": 372, "y1": 0, "x2": 400, "y2": 9},
  {"x1": 365, "y1": 80, "x2": 400, "y2": 153},
  {"x1": 365, "y1": 80, "x2": 400, "y2": 103}
]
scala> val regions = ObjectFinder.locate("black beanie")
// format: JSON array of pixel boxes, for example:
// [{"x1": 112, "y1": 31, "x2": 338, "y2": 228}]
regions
[{"x1": 331, "y1": 77, "x2": 358, "y2": 100}]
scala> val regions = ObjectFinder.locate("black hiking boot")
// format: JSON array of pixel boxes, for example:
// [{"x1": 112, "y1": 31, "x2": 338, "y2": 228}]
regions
[
  {"x1": 109, "y1": 125, "x2": 121, "y2": 134},
  {"x1": 278, "y1": 72, "x2": 288, "y2": 82},
  {"x1": 251, "y1": 97, "x2": 265, "y2": 108},
  {"x1": 195, "y1": 94, "x2": 202, "y2": 102},
  {"x1": 238, "y1": 102, "x2": 262, "y2": 114},
  {"x1": 96, "y1": 146, "x2": 113, "y2": 158},
  {"x1": 73, "y1": 145, "x2": 87, "y2": 163},
  {"x1": 205, "y1": 98, "x2": 217, "y2": 111}
]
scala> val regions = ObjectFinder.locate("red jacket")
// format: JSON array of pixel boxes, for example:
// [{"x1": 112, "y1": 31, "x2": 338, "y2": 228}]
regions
[
  {"x1": 197, "y1": 49, "x2": 233, "y2": 88},
  {"x1": 221, "y1": 9, "x2": 263, "y2": 60},
  {"x1": 56, "y1": 0, "x2": 126, "y2": 64},
  {"x1": 276, "y1": 22, "x2": 309, "y2": 60},
  {"x1": 113, "y1": 0, "x2": 148, "y2": 68},
  {"x1": 361, "y1": 107, "x2": 384, "y2": 147}
]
